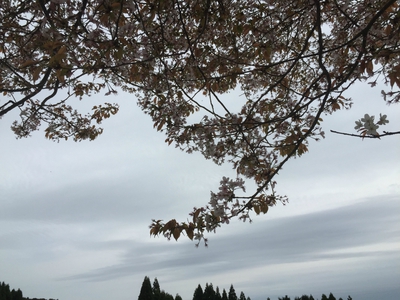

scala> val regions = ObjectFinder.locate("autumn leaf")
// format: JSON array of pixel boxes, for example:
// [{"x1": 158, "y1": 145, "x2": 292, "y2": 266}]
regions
[{"x1": 173, "y1": 228, "x2": 181, "y2": 241}]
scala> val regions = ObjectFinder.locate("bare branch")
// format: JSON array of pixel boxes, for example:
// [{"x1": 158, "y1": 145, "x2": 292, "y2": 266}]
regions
[{"x1": 330, "y1": 130, "x2": 400, "y2": 138}]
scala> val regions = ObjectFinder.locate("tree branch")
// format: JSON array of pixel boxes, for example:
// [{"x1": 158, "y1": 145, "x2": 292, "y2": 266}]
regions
[
  {"x1": 0, "y1": 67, "x2": 53, "y2": 117},
  {"x1": 330, "y1": 130, "x2": 400, "y2": 138}
]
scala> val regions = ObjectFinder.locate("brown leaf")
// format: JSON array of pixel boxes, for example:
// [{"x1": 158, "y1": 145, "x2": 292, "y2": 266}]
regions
[
  {"x1": 185, "y1": 228, "x2": 194, "y2": 240},
  {"x1": 32, "y1": 67, "x2": 41, "y2": 82},
  {"x1": 173, "y1": 228, "x2": 181, "y2": 241}
]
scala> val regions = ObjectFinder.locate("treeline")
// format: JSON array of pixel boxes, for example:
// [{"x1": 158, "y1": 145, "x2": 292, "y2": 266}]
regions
[
  {"x1": 138, "y1": 277, "x2": 352, "y2": 300},
  {"x1": 138, "y1": 277, "x2": 249, "y2": 300},
  {"x1": 138, "y1": 276, "x2": 181, "y2": 300},
  {"x1": 275, "y1": 295, "x2": 352, "y2": 300},
  {"x1": 0, "y1": 282, "x2": 23, "y2": 300},
  {"x1": 192, "y1": 283, "x2": 250, "y2": 300},
  {"x1": 274, "y1": 293, "x2": 352, "y2": 300},
  {"x1": 0, "y1": 281, "x2": 57, "y2": 300}
]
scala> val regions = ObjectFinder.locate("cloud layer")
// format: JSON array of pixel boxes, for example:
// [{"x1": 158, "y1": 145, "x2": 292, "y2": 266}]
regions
[{"x1": 1, "y1": 82, "x2": 399, "y2": 300}]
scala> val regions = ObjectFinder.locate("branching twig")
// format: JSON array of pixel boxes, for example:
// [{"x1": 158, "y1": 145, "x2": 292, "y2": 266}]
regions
[{"x1": 330, "y1": 130, "x2": 400, "y2": 138}]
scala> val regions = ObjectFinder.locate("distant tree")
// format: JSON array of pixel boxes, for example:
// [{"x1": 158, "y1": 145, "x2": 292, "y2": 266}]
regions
[
  {"x1": 138, "y1": 276, "x2": 153, "y2": 300},
  {"x1": 1, "y1": 282, "x2": 7, "y2": 299},
  {"x1": 328, "y1": 293, "x2": 336, "y2": 300},
  {"x1": 193, "y1": 285, "x2": 204, "y2": 300},
  {"x1": 153, "y1": 278, "x2": 161, "y2": 294},
  {"x1": 0, "y1": 282, "x2": 11, "y2": 300},
  {"x1": 347, "y1": 297, "x2": 353, "y2": 300},
  {"x1": 0, "y1": 282, "x2": 55, "y2": 300},
  {"x1": 153, "y1": 278, "x2": 161, "y2": 300},
  {"x1": 228, "y1": 285, "x2": 237, "y2": 300},
  {"x1": 295, "y1": 296, "x2": 314, "y2": 300},
  {"x1": 221, "y1": 289, "x2": 228, "y2": 300},
  {"x1": 9, "y1": 288, "x2": 23, "y2": 300},
  {"x1": 203, "y1": 283, "x2": 216, "y2": 300},
  {"x1": 321, "y1": 294, "x2": 328, "y2": 300},
  {"x1": 215, "y1": 287, "x2": 222, "y2": 300},
  {"x1": 239, "y1": 291, "x2": 246, "y2": 300},
  {"x1": 175, "y1": 294, "x2": 183, "y2": 300},
  {"x1": 160, "y1": 290, "x2": 174, "y2": 300},
  {"x1": 278, "y1": 296, "x2": 291, "y2": 300}
]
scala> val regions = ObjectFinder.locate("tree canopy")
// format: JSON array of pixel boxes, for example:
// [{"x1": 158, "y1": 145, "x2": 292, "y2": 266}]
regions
[{"x1": 1, "y1": 0, "x2": 399, "y2": 245}]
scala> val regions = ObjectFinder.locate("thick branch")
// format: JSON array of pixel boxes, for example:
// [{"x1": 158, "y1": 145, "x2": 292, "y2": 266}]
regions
[{"x1": 0, "y1": 68, "x2": 53, "y2": 117}]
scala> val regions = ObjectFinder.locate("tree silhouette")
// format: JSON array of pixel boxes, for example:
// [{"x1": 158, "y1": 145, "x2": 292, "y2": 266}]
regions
[
  {"x1": 193, "y1": 285, "x2": 204, "y2": 300},
  {"x1": 138, "y1": 277, "x2": 153, "y2": 300},
  {"x1": 228, "y1": 285, "x2": 238, "y2": 300}
]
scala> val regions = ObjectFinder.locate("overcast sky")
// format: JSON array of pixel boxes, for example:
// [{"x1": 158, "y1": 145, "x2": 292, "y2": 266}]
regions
[{"x1": 1, "y1": 81, "x2": 399, "y2": 300}]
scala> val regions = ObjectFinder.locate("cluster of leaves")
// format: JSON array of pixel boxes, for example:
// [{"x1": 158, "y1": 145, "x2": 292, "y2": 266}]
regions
[
  {"x1": 146, "y1": 0, "x2": 400, "y2": 244},
  {"x1": 1, "y1": 0, "x2": 399, "y2": 243}
]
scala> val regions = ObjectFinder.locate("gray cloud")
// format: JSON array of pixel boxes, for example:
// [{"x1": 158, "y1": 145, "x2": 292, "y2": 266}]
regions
[{"x1": 60, "y1": 195, "x2": 399, "y2": 292}]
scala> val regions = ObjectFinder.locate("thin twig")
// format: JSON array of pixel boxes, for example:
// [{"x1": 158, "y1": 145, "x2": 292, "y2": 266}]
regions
[{"x1": 330, "y1": 130, "x2": 400, "y2": 138}]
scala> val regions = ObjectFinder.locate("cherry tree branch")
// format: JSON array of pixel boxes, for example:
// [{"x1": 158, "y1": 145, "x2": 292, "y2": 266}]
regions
[{"x1": 330, "y1": 130, "x2": 400, "y2": 138}]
